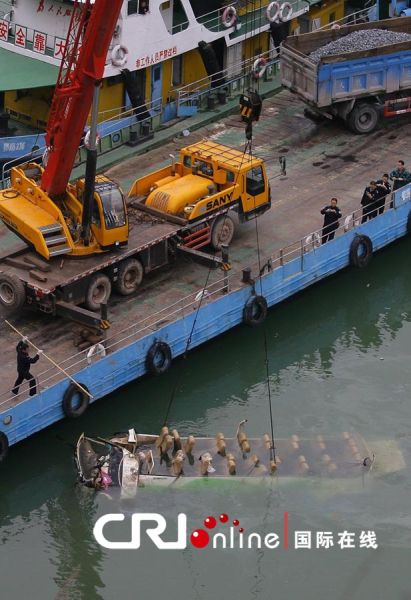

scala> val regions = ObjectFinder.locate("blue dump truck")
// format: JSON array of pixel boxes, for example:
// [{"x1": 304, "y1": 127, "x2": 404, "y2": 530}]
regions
[{"x1": 280, "y1": 16, "x2": 411, "y2": 133}]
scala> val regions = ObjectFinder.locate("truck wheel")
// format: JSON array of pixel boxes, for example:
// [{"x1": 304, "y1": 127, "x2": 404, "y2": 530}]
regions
[
  {"x1": 0, "y1": 272, "x2": 26, "y2": 312},
  {"x1": 114, "y1": 258, "x2": 144, "y2": 296},
  {"x1": 85, "y1": 274, "x2": 112, "y2": 311},
  {"x1": 347, "y1": 103, "x2": 379, "y2": 134},
  {"x1": 211, "y1": 215, "x2": 235, "y2": 250}
]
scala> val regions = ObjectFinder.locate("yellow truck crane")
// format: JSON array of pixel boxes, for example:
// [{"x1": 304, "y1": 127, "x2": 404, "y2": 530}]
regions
[
  {"x1": 128, "y1": 140, "x2": 270, "y2": 250},
  {"x1": 0, "y1": 140, "x2": 270, "y2": 328}
]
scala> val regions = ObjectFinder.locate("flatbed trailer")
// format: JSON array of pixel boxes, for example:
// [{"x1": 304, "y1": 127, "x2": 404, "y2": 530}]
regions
[
  {"x1": 280, "y1": 16, "x2": 411, "y2": 133},
  {"x1": 0, "y1": 205, "x2": 234, "y2": 328},
  {"x1": 0, "y1": 210, "x2": 180, "y2": 327}
]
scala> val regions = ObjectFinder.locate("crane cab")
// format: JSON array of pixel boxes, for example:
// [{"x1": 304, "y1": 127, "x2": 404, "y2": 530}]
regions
[{"x1": 75, "y1": 176, "x2": 128, "y2": 250}]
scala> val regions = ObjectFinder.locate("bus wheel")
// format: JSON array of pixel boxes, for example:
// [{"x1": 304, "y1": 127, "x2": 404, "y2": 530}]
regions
[
  {"x1": 114, "y1": 258, "x2": 144, "y2": 296},
  {"x1": 211, "y1": 215, "x2": 235, "y2": 250}
]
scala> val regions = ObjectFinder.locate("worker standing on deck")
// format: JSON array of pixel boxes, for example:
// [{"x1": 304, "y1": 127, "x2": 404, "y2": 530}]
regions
[
  {"x1": 320, "y1": 198, "x2": 341, "y2": 244},
  {"x1": 361, "y1": 181, "x2": 380, "y2": 223},
  {"x1": 12, "y1": 340, "x2": 42, "y2": 397},
  {"x1": 376, "y1": 174, "x2": 391, "y2": 214},
  {"x1": 390, "y1": 160, "x2": 411, "y2": 191}
]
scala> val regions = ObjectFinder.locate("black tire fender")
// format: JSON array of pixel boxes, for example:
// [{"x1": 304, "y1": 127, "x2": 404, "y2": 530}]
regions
[
  {"x1": 350, "y1": 234, "x2": 373, "y2": 268},
  {"x1": 63, "y1": 382, "x2": 90, "y2": 418},
  {"x1": 0, "y1": 431, "x2": 9, "y2": 462},
  {"x1": 243, "y1": 295, "x2": 268, "y2": 327},
  {"x1": 407, "y1": 211, "x2": 411, "y2": 235},
  {"x1": 146, "y1": 341, "x2": 172, "y2": 375}
]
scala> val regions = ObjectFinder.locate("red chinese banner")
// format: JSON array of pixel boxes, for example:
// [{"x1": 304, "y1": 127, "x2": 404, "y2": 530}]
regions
[
  {"x1": 14, "y1": 26, "x2": 27, "y2": 49},
  {"x1": 33, "y1": 31, "x2": 47, "y2": 54},
  {"x1": 53, "y1": 37, "x2": 66, "y2": 58},
  {"x1": 0, "y1": 19, "x2": 8, "y2": 42}
]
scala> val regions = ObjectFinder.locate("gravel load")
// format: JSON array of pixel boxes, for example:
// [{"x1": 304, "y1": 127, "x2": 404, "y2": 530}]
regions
[{"x1": 309, "y1": 29, "x2": 411, "y2": 63}]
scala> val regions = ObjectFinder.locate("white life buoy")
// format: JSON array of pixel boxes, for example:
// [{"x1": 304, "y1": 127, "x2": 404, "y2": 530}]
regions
[
  {"x1": 344, "y1": 214, "x2": 361, "y2": 232},
  {"x1": 266, "y1": 1, "x2": 281, "y2": 23},
  {"x1": 279, "y1": 2, "x2": 293, "y2": 21},
  {"x1": 221, "y1": 5, "x2": 237, "y2": 28},
  {"x1": 194, "y1": 289, "x2": 210, "y2": 303},
  {"x1": 304, "y1": 232, "x2": 321, "y2": 251},
  {"x1": 111, "y1": 44, "x2": 128, "y2": 68},
  {"x1": 87, "y1": 343, "x2": 106, "y2": 365},
  {"x1": 84, "y1": 130, "x2": 101, "y2": 150},
  {"x1": 252, "y1": 57, "x2": 267, "y2": 79},
  {"x1": 344, "y1": 215, "x2": 353, "y2": 232}
]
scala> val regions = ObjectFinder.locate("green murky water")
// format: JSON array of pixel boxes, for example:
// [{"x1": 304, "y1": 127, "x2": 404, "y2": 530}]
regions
[{"x1": 1, "y1": 238, "x2": 411, "y2": 599}]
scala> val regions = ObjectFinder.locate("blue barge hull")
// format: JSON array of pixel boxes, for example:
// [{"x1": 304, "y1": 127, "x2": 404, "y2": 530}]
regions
[{"x1": 1, "y1": 184, "x2": 410, "y2": 449}]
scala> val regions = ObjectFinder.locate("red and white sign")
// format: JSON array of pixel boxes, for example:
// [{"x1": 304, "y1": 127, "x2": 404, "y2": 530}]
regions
[
  {"x1": 53, "y1": 37, "x2": 66, "y2": 58},
  {"x1": 0, "y1": 19, "x2": 9, "y2": 42},
  {"x1": 36, "y1": 0, "x2": 72, "y2": 17},
  {"x1": 135, "y1": 46, "x2": 178, "y2": 69},
  {"x1": 33, "y1": 31, "x2": 47, "y2": 54},
  {"x1": 14, "y1": 26, "x2": 27, "y2": 49}
]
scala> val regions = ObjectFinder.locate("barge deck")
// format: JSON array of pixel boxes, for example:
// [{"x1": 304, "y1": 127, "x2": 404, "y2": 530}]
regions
[{"x1": 0, "y1": 91, "x2": 410, "y2": 451}]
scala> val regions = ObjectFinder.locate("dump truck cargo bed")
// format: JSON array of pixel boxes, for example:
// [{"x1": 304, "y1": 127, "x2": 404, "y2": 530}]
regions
[{"x1": 281, "y1": 17, "x2": 411, "y2": 108}]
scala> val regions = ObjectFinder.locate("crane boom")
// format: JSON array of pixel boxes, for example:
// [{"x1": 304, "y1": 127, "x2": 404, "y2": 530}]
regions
[{"x1": 41, "y1": 0, "x2": 124, "y2": 197}]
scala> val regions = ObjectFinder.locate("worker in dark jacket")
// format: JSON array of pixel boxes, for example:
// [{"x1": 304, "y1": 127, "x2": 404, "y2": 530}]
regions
[
  {"x1": 321, "y1": 198, "x2": 342, "y2": 244},
  {"x1": 12, "y1": 340, "x2": 41, "y2": 397},
  {"x1": 361, "y1": 181, "x2": 380, "y2": 223},
  {"x1": 375, "y1": 174, "x2": 391, "y2": 214},
  {"x1": 390, "y1": 160, "x2": 410, "y2": 191}
]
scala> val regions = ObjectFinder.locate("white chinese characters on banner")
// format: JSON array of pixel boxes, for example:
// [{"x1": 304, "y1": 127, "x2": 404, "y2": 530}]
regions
[
  {"x1": 15, "y1": 26, "x2": 27, "y2": 49},
  {"x1": 0, "y1": 19, "x2": 9, "y2": 42},
  {"x1": 54, "y1": 37, "x2": 66, "y2": 59},
  {"x1": 33, "y1": 31, "x2": 47, "y2": 55}
]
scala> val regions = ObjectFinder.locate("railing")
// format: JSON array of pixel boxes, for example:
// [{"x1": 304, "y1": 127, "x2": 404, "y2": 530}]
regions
[
  {"x1": 2, "y1": 183, "x2": 409, "y2": 408},
  {"x1": 175, "y1": 50, "x2": 280, "y2": 116},
  {"x1": 0, "y1": 97, "x2": 162, "y2": 186},
  {"x1": 267, "y1": 189, "x2": 402, "y2": 270},
  {"x1": 196, "y1": 0, "x2": 307, "y2": 35},
  {"x1": 317, "y1": 5, "x2": 378, "y2": 30}
]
